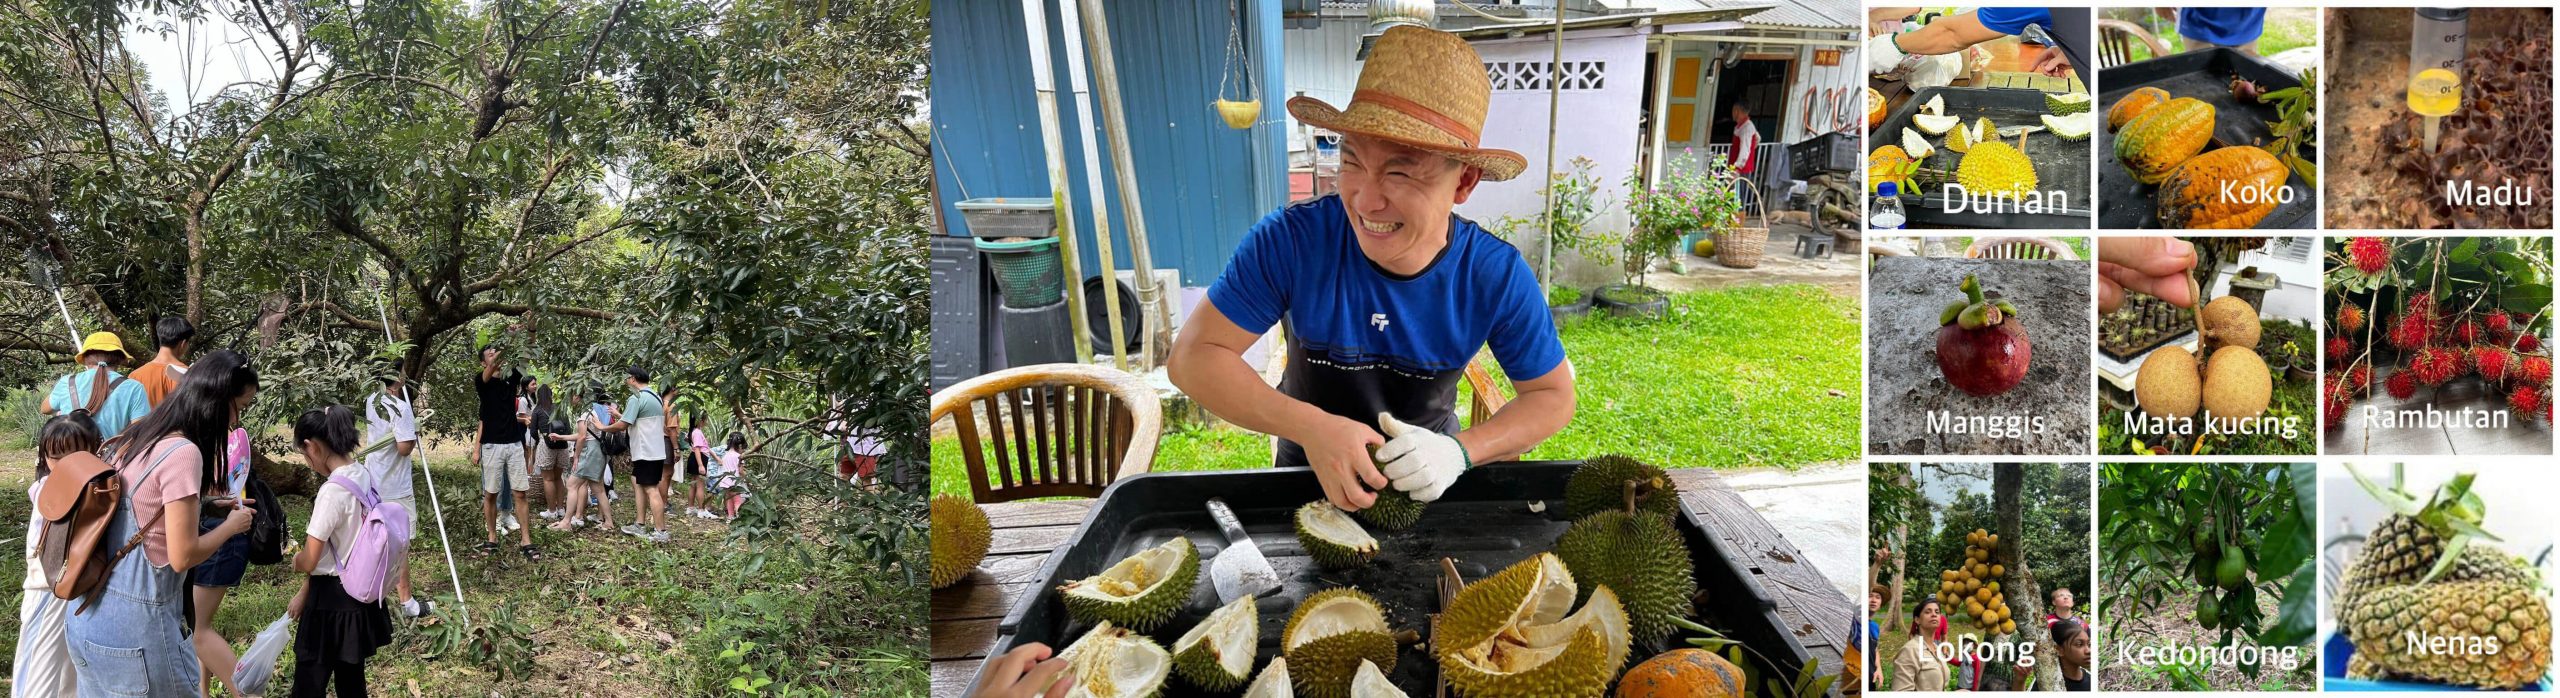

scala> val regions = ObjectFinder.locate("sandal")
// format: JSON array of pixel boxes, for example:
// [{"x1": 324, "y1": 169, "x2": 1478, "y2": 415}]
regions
[
  {"x1": 520, "y1": 545, "x2": 540, "y2": 561},
  {"x1": 476, "y1": 541, "x2": 499, "y2": 555}
]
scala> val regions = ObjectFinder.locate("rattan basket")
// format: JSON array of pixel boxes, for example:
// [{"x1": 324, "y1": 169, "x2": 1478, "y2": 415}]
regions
[{"x1": 1714, "y1": 179, "x2": 1772, "y2": 269}]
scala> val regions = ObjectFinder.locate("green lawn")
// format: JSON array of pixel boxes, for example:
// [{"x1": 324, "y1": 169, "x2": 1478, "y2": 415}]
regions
[
  {"x1": 0, "y1": 437, "x2": 922, "y2": 696},
  {"x1": 931, "y1": 284, "x2": 1861, "y2": 496}
]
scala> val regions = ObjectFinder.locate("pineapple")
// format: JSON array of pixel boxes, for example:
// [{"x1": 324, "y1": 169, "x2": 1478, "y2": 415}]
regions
[
  {"x1": 2344, "y1": 524, "x2": 2535, "y2": 603},
  {"x1": 2342, "y1": 580, "x2": 2553, "y2": 689}
]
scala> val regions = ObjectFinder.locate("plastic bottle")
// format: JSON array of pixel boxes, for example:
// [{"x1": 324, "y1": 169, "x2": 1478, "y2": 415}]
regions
[{"x1": 1871, "y1": 181, "x2": 1907, "y2": 230}]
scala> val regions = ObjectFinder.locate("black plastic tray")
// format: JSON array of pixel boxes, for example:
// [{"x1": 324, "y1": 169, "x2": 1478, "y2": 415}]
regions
[
  {"x1": 2095, "y1": 48, "x2": 2316, "y2": 229},
  {"x1": 974, "y1": 462, "x2": 1817, "y2": 696},
  {"x1": 1872, "y1": 85, "x2": 2095, "y2": 229}
]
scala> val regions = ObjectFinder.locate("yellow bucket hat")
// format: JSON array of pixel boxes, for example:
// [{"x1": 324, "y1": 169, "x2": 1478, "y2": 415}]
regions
[{"x1": 78, "y1": 332, "x2": 128, "y2": 362}]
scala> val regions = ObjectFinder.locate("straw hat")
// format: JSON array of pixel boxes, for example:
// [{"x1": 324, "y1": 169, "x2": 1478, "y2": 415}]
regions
[{"x1": 1287, "y1": 25, "x2": 1526, "y2": 181}]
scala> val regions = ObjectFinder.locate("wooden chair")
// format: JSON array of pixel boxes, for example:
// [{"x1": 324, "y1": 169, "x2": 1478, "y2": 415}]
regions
[
  {"x1": 1966, "y1": 237, "x2": 2079, "y2": 260},
  {"x1": 932, "y1": 363, "x2": 1163, "y2": 503},
  {"x1": 1465, "y1": 358, "x2": 1509, "y2": 427},
  {"x1": 2098, "y1": 19, "x2": 2169, "y2": 69}
]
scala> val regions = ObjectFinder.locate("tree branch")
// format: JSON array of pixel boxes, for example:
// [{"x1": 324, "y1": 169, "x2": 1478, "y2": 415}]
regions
[
  {"x1": 467, "y1": 302, "x2": 617, "y2": 321},
  {"x1": 465, "y1": 217, "x2": 630, "y2": 294}
]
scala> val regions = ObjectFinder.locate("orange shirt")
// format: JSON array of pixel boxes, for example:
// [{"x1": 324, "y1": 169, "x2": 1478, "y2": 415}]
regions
[{"x1": 129, "y1": 356, "x2": 188, "y2": 407}]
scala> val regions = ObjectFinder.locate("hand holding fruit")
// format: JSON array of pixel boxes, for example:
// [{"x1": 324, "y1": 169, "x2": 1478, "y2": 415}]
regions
[
  {"x1": 1376, "y1": 412, "x2": 1468, "y2": 503},
  {"x1": 1300, "y1": 414, "x2": 1389, "y2": 510}
]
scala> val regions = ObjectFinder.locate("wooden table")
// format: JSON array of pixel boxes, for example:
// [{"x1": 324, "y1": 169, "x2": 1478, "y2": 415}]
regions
[{"x1": 930, "y1": 469, "x2": 1856, "y2": 696}]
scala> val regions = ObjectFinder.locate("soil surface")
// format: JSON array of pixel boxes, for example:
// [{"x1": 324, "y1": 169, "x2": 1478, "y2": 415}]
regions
[
  {"x1": 2323, "y1": 8, "x2": 2554, "y2": 228},
  {"x1": 2098, "y1": 585, "x2": 2319, "y2": 691},
  {"x1": 1867, "y1": 256, "x2": 2093, "y2": 455}
]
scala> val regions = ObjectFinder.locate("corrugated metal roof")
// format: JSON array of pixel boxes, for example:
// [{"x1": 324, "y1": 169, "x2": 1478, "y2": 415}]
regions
[
  {"x1": 1441, "y1": 3, "x2": 1776, "y2": 39},
  {"x1": 1738, "y1": 0, "x2": 1855, "y2": 30}
]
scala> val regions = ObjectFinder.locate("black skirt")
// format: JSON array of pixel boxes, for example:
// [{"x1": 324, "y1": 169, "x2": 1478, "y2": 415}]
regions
[{"x1": 295, "y1": 574, "x2": 395, "y2": 666}]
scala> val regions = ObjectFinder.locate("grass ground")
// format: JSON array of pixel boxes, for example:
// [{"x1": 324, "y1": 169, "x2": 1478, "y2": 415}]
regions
[
  {"x1": 0, "y1": 435, "x2": 922, "y2": 696},
  {"x1": 931, "y1": 284, "x2": 1861, "y2": 496}
]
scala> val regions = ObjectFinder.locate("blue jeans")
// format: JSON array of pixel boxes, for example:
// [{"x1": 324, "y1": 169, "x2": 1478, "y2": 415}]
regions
[{"x1": 63, "y1": 496, "x2": 200, "y2": 697}]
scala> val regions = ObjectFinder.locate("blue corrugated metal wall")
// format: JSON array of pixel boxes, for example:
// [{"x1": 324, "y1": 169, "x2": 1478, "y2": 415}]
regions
[{"x1": 931, "y1": 0, "x2": 1289, "y2": 288}]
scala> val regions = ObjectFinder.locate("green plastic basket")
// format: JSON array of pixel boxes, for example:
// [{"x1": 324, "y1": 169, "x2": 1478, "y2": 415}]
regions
[{"x1": 975, "y1": 236, "x2": 1065, "y2": 308}]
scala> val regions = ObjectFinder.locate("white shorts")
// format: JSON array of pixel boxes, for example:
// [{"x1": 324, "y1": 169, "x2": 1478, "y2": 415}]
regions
[{"x1": 15, "y1": 588, "x2": 75, "y2": 697}]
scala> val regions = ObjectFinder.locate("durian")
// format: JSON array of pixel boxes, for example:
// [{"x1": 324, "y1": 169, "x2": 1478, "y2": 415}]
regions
[
  {"x1": 2039, "y1": 113, "x2": 2092, "y2": 142},
  {"x1": 1900, "y1": 127, "x2": 1935, "y2": 160},
  {"x1": 1296, "y1": 501, "x2": 1381, "y2": 569},
  {"x1": 1058, "y1": 621, "x2": 1174, "y2": 698},
  {"x1": 1357, "y1": 489, "x2": 1428, "y2": 531},
  {"x1": 932, "y1": 494, "x2": 992, "y2": 589},
  {"x1": 1563, "y1": 455, "x2": 1679, "y2": 520},
  {"x1": 2045, "y1": 92, "x2": 2093, "y2": 116},
  {"x1": 1284, "y1": 588, "x2": 1398, "y2": 698},
  {"x1": 1955, "y1": 136, "x2": 2037, "y2": 201},
  {"x1": 1060, "y1": 536, "x2": 1200, "y2": 632},
  {"x1": 1434, "y1": 553, "x2": 1632, "y2": 698},
  {"x1": 1553, "y1": 509, "x2": 1696, "y2": 644},
  {"x1": 1245, "y1": 656, "x2": 1295, "y2": 698},
  {"x1": 1913, "y1": 113, "x2": 1964, "y2": 136},
  {"x1": 1350, "y1": 659, "x2": 1407, "y2": 698},
  {"x1": 1946, "y1": 117, "x2": 1992, "y2": 153},
  {"x1": 1173, "y1": 595, "x2": 1261, "y2": 691},
  {"x1": 1923, "y1": 94, "x2": 1946, "y2": 117}
]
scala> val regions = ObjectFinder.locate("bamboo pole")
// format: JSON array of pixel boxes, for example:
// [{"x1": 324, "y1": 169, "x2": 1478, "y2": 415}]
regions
[
  {"x1": 1057, "y1": 0, "x2": 1130, "y2": 371},
  {"x1": 1074, "y1": 0, "x2": 1172, "y2": 369},
  {"x1": 1540, "y1": 4, "x2": 1563, "y2": 288},
  {"x1": 1021, "y1": 0, "x2": 1096, "y2": 363}
]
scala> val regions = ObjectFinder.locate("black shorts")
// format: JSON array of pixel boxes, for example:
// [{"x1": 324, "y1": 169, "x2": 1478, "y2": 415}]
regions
[
  {"x1": 684, "y1": 452, "x2": 704, "y2": 479},
  {"x1": 632, "y1": 458, "x2": 668, "y2": 487}
]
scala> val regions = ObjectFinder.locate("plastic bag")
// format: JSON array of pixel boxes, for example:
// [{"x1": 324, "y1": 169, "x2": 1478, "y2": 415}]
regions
[{"x1": 232, "y1": 613, "x2": 293, "y2": 696}]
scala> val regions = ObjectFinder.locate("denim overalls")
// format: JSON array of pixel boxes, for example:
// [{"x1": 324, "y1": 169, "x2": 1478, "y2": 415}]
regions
[{"x1": 61, "y1": 443, "x2": 202, "y2": 697}]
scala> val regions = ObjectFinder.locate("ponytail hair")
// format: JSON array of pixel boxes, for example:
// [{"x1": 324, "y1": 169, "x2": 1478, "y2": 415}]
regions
[{"x1": 293, "y1": 405, "x2": 360, "y2": 458}]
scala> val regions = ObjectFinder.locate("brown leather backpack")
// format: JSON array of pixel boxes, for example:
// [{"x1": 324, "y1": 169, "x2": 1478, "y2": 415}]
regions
[{"x1": 38, "y1": 444, "x2": 176, "y2": 612}]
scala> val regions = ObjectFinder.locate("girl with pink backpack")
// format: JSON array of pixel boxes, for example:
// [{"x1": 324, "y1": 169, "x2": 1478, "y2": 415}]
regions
[{"x1": 287, "y1": 406, "x2": 401, "y2": 697}]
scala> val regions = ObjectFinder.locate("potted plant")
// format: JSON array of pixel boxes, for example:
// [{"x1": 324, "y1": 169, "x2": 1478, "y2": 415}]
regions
[{"x1": 1494, "y1": 157, "x2": 1612, "y2": 323}]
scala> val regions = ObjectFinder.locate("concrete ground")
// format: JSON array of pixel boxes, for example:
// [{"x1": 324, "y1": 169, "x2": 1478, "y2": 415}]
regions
[
  {"x1": 1652, "y1": 219, "x2": 1863, "y2": 298},
  {"x1": 1721, "y1": 460, "x2": 1870, "y2": 603}
]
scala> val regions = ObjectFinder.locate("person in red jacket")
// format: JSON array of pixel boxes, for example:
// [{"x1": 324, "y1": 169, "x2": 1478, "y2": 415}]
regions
[{"x1": 1729, "y1": 103, "x2": 1761, "y2": 211}]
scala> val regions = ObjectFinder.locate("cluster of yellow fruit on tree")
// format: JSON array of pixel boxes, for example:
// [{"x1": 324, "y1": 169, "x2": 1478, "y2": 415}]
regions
[{"x1": 1938, "y1": 529, "x2": 2019, "y2": 635}]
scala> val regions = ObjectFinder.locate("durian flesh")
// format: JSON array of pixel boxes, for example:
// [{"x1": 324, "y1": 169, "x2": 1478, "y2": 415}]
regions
[
  {"x1": 1351, "y1": 659, "x2": 1409, "y2": 698},
  {"x1": 1062, "y1": 536, "x2": 1199, "y2": 632},
  {"x1": 1174, "y1": 595, "x2": 1261, "y2": 690},
  {"x1": 1059, "y1": 621, "x2": 1173, "y2": 698},
  {"x1": 1296, "y1": 501, "x2": 1381, "y2": 569},
  {"x1": 1244, "y1": 656, "x2": 1295, "y2": 698},
  {"x1": 1433, "y1": 554, "x2": 1633, "y2": 698},
  {"x1": 1285, "y1": 588, "x2": 1398, "y2": 698}
]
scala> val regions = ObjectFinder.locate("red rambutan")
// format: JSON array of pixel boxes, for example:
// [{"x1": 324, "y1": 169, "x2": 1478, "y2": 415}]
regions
[
  {"x1": 2338, "y1": 302, "x2": 2367, "y2": 333},
  {"x1": 2348, "y1": 364, "x2": 2373, "y2": 392},
  {"x1": 2348, "y1": 237, "x2": 2393, "y2": 274},
  {"x1": 2475, "y1": 346, "x2": 2513, "y2": 382},
  {"x1": 2487, "y1": 310, "x2": 2514, "y2": 337},
  {"x1": 2386, "y1": 369, "x2": 2418, "y2": 399},
  {"x1": 2455, "y1": 320, "x2": 2484, "y2": 345},
  {"x1": 2520, "y1": 355, "x2": 2554, "y2": 385},
  {"x1": 2327, "y1": 337, "x2": 2353, "y2": 361},
  {"x1": 2518, "y1": 334, "x2": 2543, "y2": 354},
  {"x1": 2511, "y1": 385, "x2": 2545, "y2": 417}
]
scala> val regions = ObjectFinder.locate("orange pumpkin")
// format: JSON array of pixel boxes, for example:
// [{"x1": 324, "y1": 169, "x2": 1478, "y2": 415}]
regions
[
  {"x1": 2158, "y1": 146, "x2": 2288, "y2": 229},
  {"x1": 1617, "y1": 648, "x2": 1747, "y2": 698},
  {"x1": 2107, "y1": 86, "x2": 2172, "y2": 132}
]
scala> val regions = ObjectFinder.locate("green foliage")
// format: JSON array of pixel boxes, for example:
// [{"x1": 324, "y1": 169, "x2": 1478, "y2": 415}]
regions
[
  {"x1": 1493, "y1": 157, "x2": 1616, "y2": 283},
  {"x1": 1622, "y1": 151, "x2": 1742, "y2": 288},
  {"x1": 415, "y1": 598, "x2": 541, "y2": 679},
  {"x1": 2095, "y1": 463, "x2": 2317, "y2": 667}
]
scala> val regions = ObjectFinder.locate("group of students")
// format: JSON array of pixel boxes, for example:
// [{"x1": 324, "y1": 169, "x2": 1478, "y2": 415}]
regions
[
  {"x1": 463, "y1": 345, "x2": 751, "y2": 557},
  {"x1": 17, "y1": 319, "x2": 410, "y2": 696},
  {"x1": 1864, "y1": 557, "x2": 2095, "y2": 692}
]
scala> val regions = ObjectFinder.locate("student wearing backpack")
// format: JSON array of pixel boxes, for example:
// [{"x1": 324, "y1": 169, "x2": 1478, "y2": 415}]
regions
[
  {"x1": 186, "y1": 428, "x2": 259, "y2": 695},
  {"x1": 525, "y1": 377, "x2": 570, "y2": 523},
  {"x1": 39, "y1": 332, "x2": 150, "y2": 438},
  {"x1": 365, "y1": 368, "x2": 432, "y2": 618},
  {"x1": 17, "y1": 413, "x2": 103, "y2": 698},
  {"x1": 285, "y1": 406, "x2": 396, "y2": 698},
  {"x1": 60, "y1": 349, "x2": 260, "y2": 698},
  {"x1": 127, "y1": 317, "x2": 194, "y2": 408},
  {"x1": 469, "y1": 346, "x2": 537, "y2": 559},
  {"x1": 599, "y1": 367, "x2": 671, "y2": 543}
]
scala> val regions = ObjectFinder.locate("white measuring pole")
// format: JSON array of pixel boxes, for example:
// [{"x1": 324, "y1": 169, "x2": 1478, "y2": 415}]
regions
[{"x1": 376, "y1": 283, "x2": 472, "y2": 631}]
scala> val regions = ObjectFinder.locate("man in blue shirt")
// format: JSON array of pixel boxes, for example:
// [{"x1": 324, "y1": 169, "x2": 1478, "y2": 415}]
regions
[
  {"x1": 1168, "y1": 26, "x2": 1576, "y2": 513},
  {"x1": 1867, "y1": 7, "x2": 2092, "y2": 80},
  {"x1": 40, "y1": 332, "x2": 149, "y2": 439},
  {"x1": 2168, "y1": 8, "x2": 2267, "y2": 55}
]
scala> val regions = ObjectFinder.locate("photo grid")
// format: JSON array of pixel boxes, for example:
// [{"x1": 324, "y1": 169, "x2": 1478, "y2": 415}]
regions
[{"x1": 922, "y1": 3, "x2": 2559, "y2": 697}]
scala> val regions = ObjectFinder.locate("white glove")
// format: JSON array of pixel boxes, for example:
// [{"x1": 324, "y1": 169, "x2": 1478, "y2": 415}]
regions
[
  {"x1": 1374, "y1": 412, "x2": 1468, "y2": 503},
  {"x1": 1865, "y1": 32, "x2": 1907, "y2": 75}
]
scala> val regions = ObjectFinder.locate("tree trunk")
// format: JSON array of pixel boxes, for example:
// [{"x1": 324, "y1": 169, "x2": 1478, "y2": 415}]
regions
[
  {"x1": 1890, "y1": 468, "x2": 1912, "y2": 631},
  {"x1": 1993, "y1": 465, "x2": 2060, "y2": 691},
  {"x1": 252, "y1": 448, "x2": 317, "y2": 499}
]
